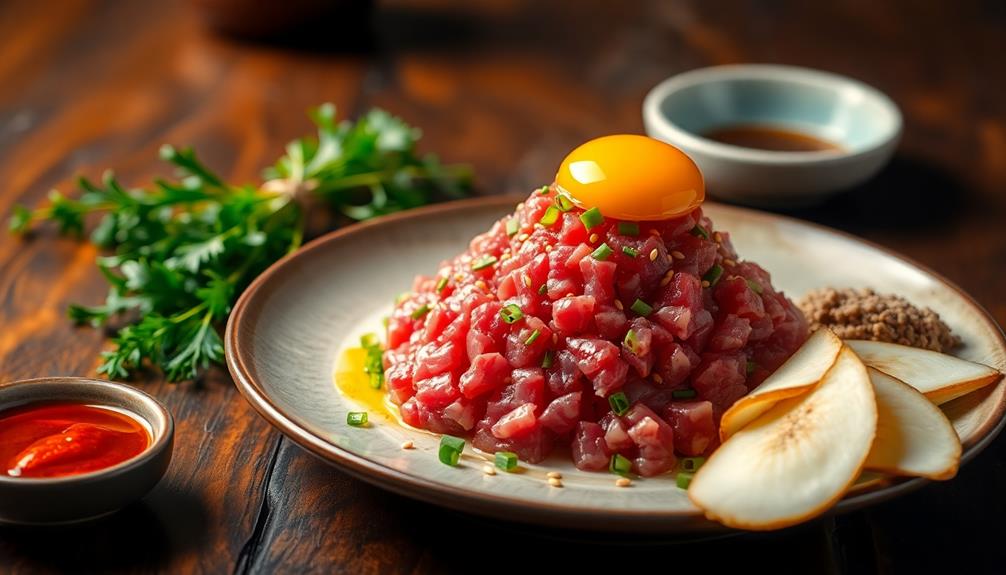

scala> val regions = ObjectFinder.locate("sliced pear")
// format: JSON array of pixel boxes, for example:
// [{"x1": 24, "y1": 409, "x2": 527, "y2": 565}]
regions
[
  {"x1": 864, "y1": 368, "x2": 961, "y2": 480},
  {"x1": 719, "y1": 329, "x2": 843, "y2": 441},
  {"x1": 689, "y1": 346, "x2": 876, "y2": 531},
  {"x1": 847, "y1": 340, "x2": 1002, "y2": 405},
  {"x1": 846, "y1": 471, "x2": 891, "y2": 495}
]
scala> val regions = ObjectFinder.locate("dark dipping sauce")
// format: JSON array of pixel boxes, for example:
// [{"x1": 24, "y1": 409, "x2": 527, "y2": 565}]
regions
[
  {"x1": 0, "y1": 403, "x2": 150, "y2": 479},
  {"x1": 704, "y1": 124, "x2": 843, "y2": 152}
]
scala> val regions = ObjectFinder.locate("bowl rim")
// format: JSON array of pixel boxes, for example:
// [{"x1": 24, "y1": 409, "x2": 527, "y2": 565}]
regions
[
  {"x1": 225, "y1": 195, "x2": 1006, "y2": 532},
  {"x1": 642, "y1": 63, "x2": 903, "y2": 165},
  {"x1": 0, "y1": 377, "x2": 174, "y2": 486}
]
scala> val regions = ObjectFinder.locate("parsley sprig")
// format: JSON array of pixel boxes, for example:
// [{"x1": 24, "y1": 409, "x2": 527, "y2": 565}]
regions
[
  {"x1": 266, "y1": 104, "x2": 470, "y2": 218},
  {"x1": 10, "y1": 105, "x2": 471, "y2": 381}
]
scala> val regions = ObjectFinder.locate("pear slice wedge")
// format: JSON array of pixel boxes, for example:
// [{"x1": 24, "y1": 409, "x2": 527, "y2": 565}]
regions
[
  {"x1": 688, "y1": 346, "x2": 876, "y2": 531},
  {"x1": 719, "y1": 329, "x2": 843, "y2": 441},
  {"x1": 864, "y1": 368, "x2": 961, "y2": 480},
  {"x1": 847, "y1": 340, "x2": 1002, "y2": 405},
  {"x1": 847, "y1": 471, "x2": 891, "y2": 495}
]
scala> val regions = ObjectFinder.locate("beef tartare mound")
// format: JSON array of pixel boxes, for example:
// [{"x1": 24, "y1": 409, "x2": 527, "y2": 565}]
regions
[{"x1": 384, "y1": 188, "x2": 807, "y2": 476}]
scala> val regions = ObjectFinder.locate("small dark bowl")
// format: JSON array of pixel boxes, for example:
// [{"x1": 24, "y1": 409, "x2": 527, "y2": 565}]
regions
[{"x1": 0, "y1": 377, "x2": 174, "y2": 525}]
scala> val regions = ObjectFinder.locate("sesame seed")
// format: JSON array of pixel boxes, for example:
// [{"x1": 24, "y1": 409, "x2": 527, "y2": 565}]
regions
[
  {"x1": 701, "y1": 280, "x2": 711, "y2": 288},
  {"x1": 455, "y1": 273, "x2": 464, "y2": 281},
  {"x1": 672, "y1": 251, "x2": 685, "y2": 260},
  {"x1": 649, "y1": 248, "x2": 658, "y2": 261},
  {"x1": 723, "y1": 258, "x2": 736, "y2": 267},
  {"x1": 614, "y1": 300, "x2": 624, "y2": 310},
  {"x1": 534, "y1": 223, "x2": 544, "y2": 229},
  {"x1": 500, "y1": 253, "x2": 510, "y2": 261},
  {"x1": 544, "y1": 245, "x2": 553, "y2": 252},
  {"x1": 714, "y1": 232, "x2": 723, "y2": 243},
  {"x1": 516, "y1": 203, "x2": 525, "y2": 210},
  {"x1": 652, "y1": 373, "x2": 663, "y2": 383},
  {"x1": 401, "y1": 440, "x2": 414, "y2": 450},
  {"x1": 519, "y1": 233, "x2": 530, "y2": 241},
  {"x1": 565, "y1": 292, "x2": 574, "y2": 298},
  {"x1": 523, "y1": 274, "x2": 532, "y2": 287},
  {"x1": 547, "y1": 471, "x2": 562, "y2": 479},
  {"x1": 548, "y1": 477, "x2": 563, "y2": 488},
  {"x1": 659, "y1": 270, "x2": 675, "y2": 287},
  {"x1": 589, "y1": 233, "x2": 599, "y2": 243},
  {"x1": 483, "y1": 464, "x2": 497, "y2": 475},
  {"x1": 615, "y1": 478, "x2": 631, "y2": 488},
  {"x1": 475, "y1": 280, "x2": 487, "y2": 290}
]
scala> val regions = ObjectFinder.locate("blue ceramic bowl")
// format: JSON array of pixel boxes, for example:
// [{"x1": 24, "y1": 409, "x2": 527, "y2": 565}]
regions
[{"x1": 643, "y1": 64, "x2": 901, "y2": 206}]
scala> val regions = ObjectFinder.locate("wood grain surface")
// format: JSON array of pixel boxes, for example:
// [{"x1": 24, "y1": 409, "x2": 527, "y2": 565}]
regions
[{"x1": 0, "y1": 0, "x2": 1004, "y2": 573}]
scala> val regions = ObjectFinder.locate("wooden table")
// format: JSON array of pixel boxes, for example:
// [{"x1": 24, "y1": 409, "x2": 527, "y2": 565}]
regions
[{"x1": 1, "y1": 0, "x2": 1003, "y2": 572}]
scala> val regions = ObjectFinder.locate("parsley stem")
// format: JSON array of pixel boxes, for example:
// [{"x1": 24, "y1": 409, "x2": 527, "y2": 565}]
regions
[
  {"x1": 311, "y1": 164, "x2": 473, "y2": 195},
  {"x1": 170, "y1": 301, "x2": 209, "y2": 324}
]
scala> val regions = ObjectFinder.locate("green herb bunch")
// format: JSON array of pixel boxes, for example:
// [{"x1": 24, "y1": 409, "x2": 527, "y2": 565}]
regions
[{"x1": 10, "y1": 105, "x2": 471, "y2": 381}]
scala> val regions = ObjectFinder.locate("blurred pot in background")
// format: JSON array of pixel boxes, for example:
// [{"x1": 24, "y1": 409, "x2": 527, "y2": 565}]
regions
[{"x1": 191, "y1": 0, "x2": 375, "y2": 45}]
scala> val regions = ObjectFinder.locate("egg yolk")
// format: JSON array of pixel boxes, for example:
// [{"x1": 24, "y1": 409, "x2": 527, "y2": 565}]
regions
[{"x1": 554, "y1": 135, "x2": 705, "y2": 221}]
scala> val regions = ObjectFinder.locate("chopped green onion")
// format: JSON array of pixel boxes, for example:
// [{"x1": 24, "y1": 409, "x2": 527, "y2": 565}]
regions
[
  {"x1": 495, "y1": 451, "x2": 519, "y2": 472},
  {"x1": 745, "y1": 278, "x2": 764, "y2": 294},
  {"x1": 435, "y1": 276, "x2": 449, "y2": 292},
  {"x1": 555, "y1": 194, "x2": 575, "y2": 212},
  {"x1": 608, "y1": 392, "x2": 630, "y2": 416},
  {"x1": 580, "y1": 207, "x2": 605, "y2": 230},
  {"x1": 591, "y1": 243, "x2": 613, "y2": 261},
  {"x1": 506, "y1": 217, "x2": 519, "y2": 237},
  {"x1": 676, "y1": 471, "x2": 694, "y2": 489},
  {"x1": 630, "y1": 298, "x2": 652, "y2": 316},
  {"x1": 347, "y1": 412, "x2": 368, "y2": 427},
  {"x1": 538, "y1": 185, "x2": 550, "y2": 195},
  {"x1": 396, "y1": 292, "x2": 411, "y2": 304},
  {"x1": 363, "y1": 360, "x2": 383, "y2": 388},
  {"x1": 381, "y1": 316, "x2": 389, "y2": 329},
  {"x1": 691, "y1": 225, "x2": 710, "y2": 239},
  {"x1": 360, "y1": 333, "x2": 385, "y2": 390},
  {"x1": 541, "y1": 350, "x2": 554, "y2": 369},
  {"x1": 672, "y1": 388, "x2": 697, "y2": 399},
  {"x1": 623, "y1": 329, "x2": 640, "y2": 354},
  {"x1": 621, "y1": 246, "x2": 639, "y2": 258},
  {"x1": 439, "y1": 435, "x2": 466, "y2": 466},
  {"x1": 539, "y1": 206, "x2": 560, "y2": 226},
  {"x1": 610, "y1": 453, "x2": 632, "y2": 476},
  {"x1": 702, "y1": 264, "x2": 724, "y2": 286},
  {"x1": 681, "y1": 457, "x2": 706, "y2": 473},
  {"x1": 471, "y1": 255, "x2": 498, "y2": 271},
  {"x1": 538, "y1": 283, "x2": 547, "y2": 295},
  {"x1": 524, "y1": 329, "x2": 541, "y2": 345},
  {"x1": 746, "y1": 360, "x2": 757, "y2": 375},
  {"x1": 617, "y1": 222, "x2": 640, "y2": 236},
  {"x1": 410, "y1": 304, "x2": 430, "y2": 320},
  {"x1": 500, "y1": 303, "x2": 524, "y2": 324}
]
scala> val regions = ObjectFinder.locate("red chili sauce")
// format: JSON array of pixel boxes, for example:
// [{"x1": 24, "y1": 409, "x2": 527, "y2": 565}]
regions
[{"x1": 0, "y1": 403, "x2": 150, "y2": 479}]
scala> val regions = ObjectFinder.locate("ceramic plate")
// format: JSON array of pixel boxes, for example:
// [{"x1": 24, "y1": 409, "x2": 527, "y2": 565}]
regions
[{"x1": 225, "y1": 196, "x2": 1006, "y2": 533}]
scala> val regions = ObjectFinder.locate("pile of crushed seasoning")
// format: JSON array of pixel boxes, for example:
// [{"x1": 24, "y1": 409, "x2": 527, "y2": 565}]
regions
[{"x1": 798, "y1": 287, "x2": 961, "y2": 352}]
